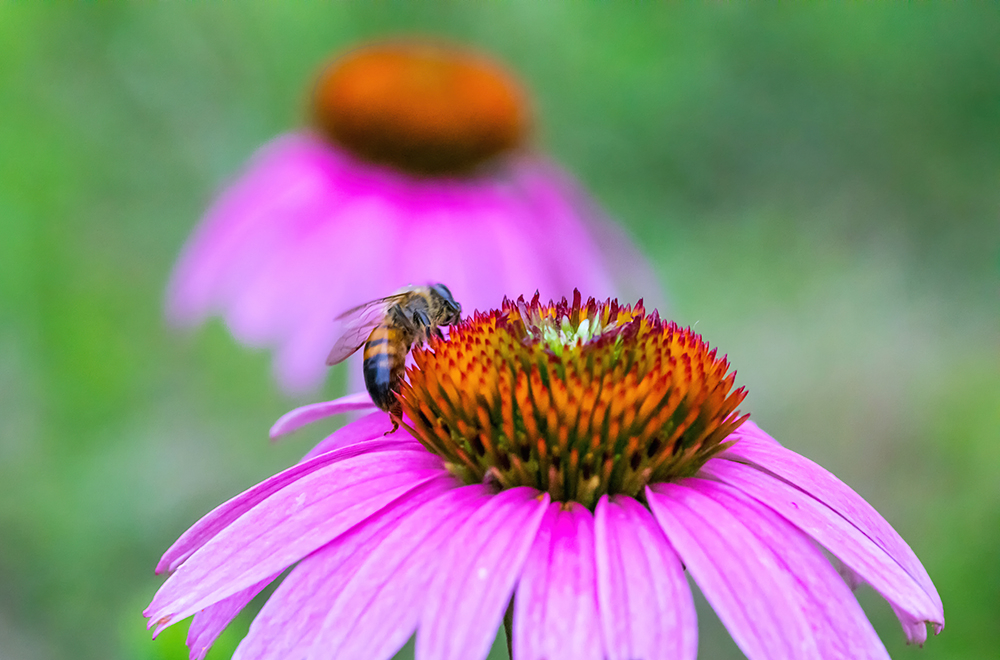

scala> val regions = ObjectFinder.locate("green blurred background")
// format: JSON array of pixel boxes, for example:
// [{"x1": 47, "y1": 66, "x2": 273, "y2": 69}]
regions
[{"x1": 1, "y1": 3, "x2": 997, "y2": 659}]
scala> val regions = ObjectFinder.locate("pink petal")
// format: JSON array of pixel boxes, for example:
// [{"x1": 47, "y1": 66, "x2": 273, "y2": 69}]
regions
[
  {"x1": 269, "y1": 392, "x2": 378, "y2": 439},
  {"x1": 891, "y1": 602, "x2": 936, "y2": 647},
  {"x1": 225, "y1": 189, "x2": 356, "y2": 346},
  {"x1": 156, "y1": 437, "x2": 411, "y2": 573},
  {"x1": 702, "y1": 457, "x2": 943, "y2": 641},
  {"x1": 691, "y1": 478, "x2": 891, "y2": 659},
  {"x1": 647, "y1": 482, "x2": 821, "y2": 660},
  {"x1": 232, "y1": 480, "x2": 451, "y2": 660},
  {"x1": 594, "y1": 495, "x2": 696, "y2": 660},
  {"x1": 474, "y1": 207, "x2": 556, "y2": 304},
  {"x1": 306, "y1": 485, "x2": 492, "y2": 660},
  {"x1": 299, "y1": 411, "x2": 408, "y2": 461},
  {"x1": 269, "y1": 196, "x2": 405, "y2": 393},
  {"x1": 186, "y1": 575, "x2": 276, "y2": 660},
  {"x1": 147, "y1": 451, "x2": 451, "y2": 627},
  {"x1": 726, "y1": 418, "x2": 782, "y2": 447},
  {"x1": 514, "y1": 502, "x2": 604, "y2": 660},
  {"x1": 166, "y1": 134, "x2": 337, "y2": 327},
  {"x1": 392, "y1": 211, "x2": 473, "y2": 307},
  {"x1": 570, "y1": 196, "x2": 663, "y2": 307},
  {"x1": 511, "y1": 161, "x2": 617, "y2": 300},
  {"x1": 722, "y1": 420, "x2": 941, "y2": 621},
  {"x1": 416, "y1": 487, "x2": 550, "y2": 660}
]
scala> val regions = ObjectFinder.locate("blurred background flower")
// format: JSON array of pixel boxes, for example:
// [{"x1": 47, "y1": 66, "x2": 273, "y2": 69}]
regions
[
  {"x1": 166, "y1": 38, "x2": 660, "y2": 394},
  {"x1": 0, "y1": 3, "x2": 997, "y2": 660}
]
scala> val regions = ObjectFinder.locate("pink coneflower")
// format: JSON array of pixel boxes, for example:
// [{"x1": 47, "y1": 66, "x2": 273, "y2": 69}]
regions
[
  {"x1": 165, "y1": 40, "x2": 659, "y2": 394},
  {"x1": 147, "y1": 293, "x2": 943, "y2": 660}
]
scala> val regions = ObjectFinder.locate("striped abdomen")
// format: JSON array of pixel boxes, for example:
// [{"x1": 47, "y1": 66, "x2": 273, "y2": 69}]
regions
[{"x1": 362, "y1": 323, "x2": 410, "y2": 413}]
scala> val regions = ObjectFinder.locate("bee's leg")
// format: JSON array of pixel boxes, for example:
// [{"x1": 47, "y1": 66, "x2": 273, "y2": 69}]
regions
[
  {"x1": 412, "y1": 309, "x2": 432, "y2": 329},
  {"x1": 384, "y1": 400, "x2": 402, "y2": 435},
  {"x1": 411, "y1": 309, "x2": 438, "y2": 344}
]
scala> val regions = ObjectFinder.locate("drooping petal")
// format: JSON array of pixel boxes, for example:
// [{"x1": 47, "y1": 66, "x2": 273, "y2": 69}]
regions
[
  {"x1": 690, "y1": 478, "x2": 891, "y2": 659},
  {"x1": 156, "y1": 437, "x2": 412, "y2": 573},
  {"x1": 513, "y1": 502, "x2": 603, "y2": 660},
  {"x1": 568, "y1": 196, "x2": 663, "y2": 306},
  {"x1": 232, "y1": 479, "x2": 450, "y2": 660},
  {"x1": 647, "y1": 482, "x2": 821, "y2": 660},
  {"x1": 225, "y1": 198, "x2": 349, "y2": 348},
  {"x1": 510, "y1": 161, "x2": 617, "y2": 300},
  {"x1": 306, "y1": 485, "x2": 491, "y2": 660},
  {"x1": 393, "y1": 208, "x2": 474, "y2": 309},
  {"x1": 225, "y1": 169, "x2": 373, "y2": 349},
  {"x1": 165, "y1": 134, "x2": 338, "y2": 328},
  {"x1": 594, "y1": 495, "x2": 697, "y2": 660},
  {"x1": 416, "y1": 487, "x2": 550, "y2": 660},
  {"x1": 269, "y1": 392, "x2": 379, "y2": 439},
  {"x1": 701, "y1": 457, "x2": 943, "y2": 642},
  {"x1": 147, "y1": 450, "x2": 451, "y2": 627},
  {"x1": 829, "y1": 555, "x2": 866, "y2": 591},
  {"x1": 891, "y1": 603, "x2": 937, "y2": 647},
  {"x1": 269, "y1": 193, "x2": 405, "y2": 393},
  {"x1": 186, "y1": 575, "x2": 277, "y2": 660},
  {"x1": 720, "y1": 420, "x2": 942, "y2": 626}
]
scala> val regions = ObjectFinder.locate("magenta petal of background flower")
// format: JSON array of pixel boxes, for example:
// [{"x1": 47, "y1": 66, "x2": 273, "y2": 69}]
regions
[
  {"x1": 690, "y1": 478, "x2": 891, "y2": 659},
  {"x1": 166, "y1": 135, "x2": 336, "y2": 328},
  {"x1": 508, "y1": 162, "x2": 619, "y2": 297},
  {"x1": 156, "y1": 436, "x2": 413, "y2": 573},
  {"x1": 307, "y1": 485, "x2": 491, "y2": 660},
  {"x1": 147, "y1": 451, "x2": 451, "y2": 626},
  {"x1": 269, "y1": 392, "x2": 378, "y2": 439},
  {"x1": 186, "y1": 575, "x2": 277, "y2": 660},
  {"x1": 231, "y1": 480, "x2": 449, "y2": 660},
  {"x1": 166, "y1": 131, "x2": 662, "y2": 394},
  {"x1": 417, "y1": 487, "x2": 550, "y2": 660},
  {"x1": 721, "y1": 419, "x2": 942, "y2": 622},
  {"x1": 647, "y1": 482, "x2": 821, "y2": 660},
  {"x1": 702, "y1": 457, "x2": 943, "y2": 641},
  {"x1": 229, "y1": 191, "x2": 382, "y2": 348},
  {"x1": 514, "y1": 502, "x2": 604, "y2": 660},
  {"x1": 594, "y1": 495, "x2": 696, "y2": 660}
]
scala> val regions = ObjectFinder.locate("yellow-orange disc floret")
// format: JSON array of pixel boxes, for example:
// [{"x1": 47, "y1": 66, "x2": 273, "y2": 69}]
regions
[{"x1": 399, "y1": 292, "x2": 748, "y2": 509}]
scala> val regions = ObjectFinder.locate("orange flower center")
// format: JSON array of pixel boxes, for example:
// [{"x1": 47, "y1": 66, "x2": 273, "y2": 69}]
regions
[
  {"x1": 399, "y1": 292, "x2": 748, "y2": 508},
  {"x1": 312, "y1": 40, "x2": 529, "y2": 175}
]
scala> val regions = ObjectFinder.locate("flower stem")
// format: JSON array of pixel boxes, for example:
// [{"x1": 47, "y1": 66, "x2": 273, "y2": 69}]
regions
[{"x1": 504, "y1": 597, "x2": 514, "y2": 659}]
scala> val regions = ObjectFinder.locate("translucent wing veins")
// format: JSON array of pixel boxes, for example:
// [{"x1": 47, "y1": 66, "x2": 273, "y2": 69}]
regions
[{"x1": 326, "y1": 293, "x2": 411, "y2": 366}]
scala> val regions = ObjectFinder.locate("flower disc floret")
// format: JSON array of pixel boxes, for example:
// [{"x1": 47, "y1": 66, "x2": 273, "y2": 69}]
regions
[{"x1": 400, "y1": 292, "x2": 748, "y2": 508}]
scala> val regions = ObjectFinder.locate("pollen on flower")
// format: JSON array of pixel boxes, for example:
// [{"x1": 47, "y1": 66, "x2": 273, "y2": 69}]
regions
[
  {"x1": 312, "y1": 40, "x2": 529, "y2": 175},
  {"x1": 398, "y1": 291, "x2": 748, "y2": 509}
]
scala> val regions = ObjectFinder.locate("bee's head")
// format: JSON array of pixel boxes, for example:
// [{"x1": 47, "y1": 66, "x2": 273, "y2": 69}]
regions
[{"x1": 430, "y1": 283, "x2": 462, "y2": 324}]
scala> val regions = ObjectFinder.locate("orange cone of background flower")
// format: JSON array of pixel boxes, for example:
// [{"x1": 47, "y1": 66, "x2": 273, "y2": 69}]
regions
[{"x1": 165, "y1": 38, "x2": 661, "y2": 394}]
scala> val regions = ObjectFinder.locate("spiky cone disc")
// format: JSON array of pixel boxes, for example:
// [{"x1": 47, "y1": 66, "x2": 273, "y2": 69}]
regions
[{"x1": 399, "y1": 291, "x2": 748, "y2": 509}]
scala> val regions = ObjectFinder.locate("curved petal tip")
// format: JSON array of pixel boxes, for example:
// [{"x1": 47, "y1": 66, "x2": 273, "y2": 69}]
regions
[{"x1": 269, "y1": 392, "x2": 378, "y2": 439}]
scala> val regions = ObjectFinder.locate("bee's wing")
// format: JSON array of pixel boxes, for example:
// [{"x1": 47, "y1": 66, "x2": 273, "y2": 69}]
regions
[
  {"x1": 326, "y1": 293, "x2": 409, "y2": 366},
  {"x1": 325, "y1": 320, "x2": 380, "y2": 365},
  {"x1": 333, "y1": 289, "x2": 415, "y2": 321}
]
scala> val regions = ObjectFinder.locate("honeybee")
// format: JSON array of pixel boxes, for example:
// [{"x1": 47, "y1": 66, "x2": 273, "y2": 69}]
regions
[{"x1": 326, "y1": 284, "x2": 462, "y2": 421}]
